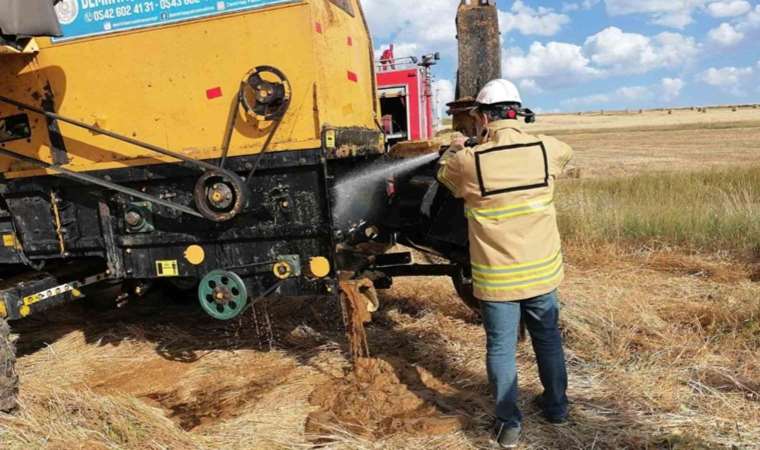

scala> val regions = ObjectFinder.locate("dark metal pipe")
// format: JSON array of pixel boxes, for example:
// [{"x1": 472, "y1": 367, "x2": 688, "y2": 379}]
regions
[{"x1": 0, "y1": 147, "x2": 204, "y2": 218}]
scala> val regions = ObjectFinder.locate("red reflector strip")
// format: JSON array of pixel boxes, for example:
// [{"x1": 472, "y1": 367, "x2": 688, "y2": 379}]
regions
[
  {"x1": 347, "y1": 71, "x2": 358, "y2": 82},
  {"x1": 206, "y1": 87, "x2": 223, "y2": 99},
  {"x1": 315, "y1": 22, "x2": 322, "y2": 33},
  {"x1": 347, "y1": 36, "x2": 353, "y2": 46}
]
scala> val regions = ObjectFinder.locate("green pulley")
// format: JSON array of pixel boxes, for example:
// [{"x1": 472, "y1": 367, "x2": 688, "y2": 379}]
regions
[{"x1": 198, "y1": 270, "x2": 248, "y2": 320}]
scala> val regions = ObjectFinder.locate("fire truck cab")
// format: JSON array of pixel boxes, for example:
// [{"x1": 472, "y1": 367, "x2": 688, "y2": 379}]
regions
[{"x1": 376, "y1": 45, "x2": 439, "y2": 146}]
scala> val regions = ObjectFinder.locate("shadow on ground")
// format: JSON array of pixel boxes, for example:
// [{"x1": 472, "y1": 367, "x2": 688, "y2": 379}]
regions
[{"x1": 9, "y1": 283, "x2": 714, "y2": 448}]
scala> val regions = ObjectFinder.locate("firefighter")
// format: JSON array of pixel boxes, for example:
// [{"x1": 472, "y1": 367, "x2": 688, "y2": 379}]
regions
[{"x1": 437, "y1": 79, "x2": 573, "y2": 448}]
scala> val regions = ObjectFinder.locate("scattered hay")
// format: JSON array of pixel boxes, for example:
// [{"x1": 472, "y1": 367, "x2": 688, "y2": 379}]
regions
[
  {"x1": 1, "y1": 247, "x2": 759, "y2": 449},
  {"x1": 644, "y1": 252, "x2": 750, "y2": 282},
  {"x1": 0, "y1": 389, "x2": 199, "y2": 450}
]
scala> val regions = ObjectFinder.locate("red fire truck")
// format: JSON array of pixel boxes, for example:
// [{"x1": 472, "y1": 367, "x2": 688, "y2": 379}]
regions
[{"x1": 377, "y1": 45, "x2": 439, "y2": 145}]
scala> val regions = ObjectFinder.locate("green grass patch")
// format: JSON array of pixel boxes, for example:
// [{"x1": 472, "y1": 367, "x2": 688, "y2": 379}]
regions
[{"x1": 556, "y1": 166, "x2": 760, "y2": 258}]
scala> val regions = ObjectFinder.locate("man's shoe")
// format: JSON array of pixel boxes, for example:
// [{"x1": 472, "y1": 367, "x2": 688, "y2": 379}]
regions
[
  {"x1": 492, "y1": 422, "x2": 521, "y2": 449},
  {"x1": 533, "y1": 395, "x2": 569, "y2": 425},
  {"x1": 543, "y1": 414, "x2": 568, "y2": 425}
]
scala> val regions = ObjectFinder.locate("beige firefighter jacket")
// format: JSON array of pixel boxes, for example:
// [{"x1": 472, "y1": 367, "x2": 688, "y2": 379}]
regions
[{"x1": 437, "y1": 120, "x2": 573, "y2": 302}]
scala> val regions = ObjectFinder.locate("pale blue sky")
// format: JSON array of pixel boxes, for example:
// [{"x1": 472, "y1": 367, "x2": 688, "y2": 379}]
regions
[{"x1": 363, "y1": 0, "x2": 760, "y2": 113}]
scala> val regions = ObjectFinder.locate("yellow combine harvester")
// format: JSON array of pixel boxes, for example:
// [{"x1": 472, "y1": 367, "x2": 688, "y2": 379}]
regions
[
  {"x1": 0, "y1": 0, "x2": 380, "y2": 311},
  {"x1": 0, "y1": 0, "x2": 396, "y2": 408},
  {"x1": 0, "y1": 0, "x2": 479, "y2": 412}
]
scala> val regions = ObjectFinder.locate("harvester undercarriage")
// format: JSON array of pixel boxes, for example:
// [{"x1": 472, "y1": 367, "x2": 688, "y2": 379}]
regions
[{"x1": 0, "y1": 92, "x2": 472, "y2": 322}]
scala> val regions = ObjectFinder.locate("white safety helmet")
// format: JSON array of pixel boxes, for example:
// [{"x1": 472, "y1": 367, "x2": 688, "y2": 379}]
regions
[{"x1": 476, "y1": 79, "x2": 522, "y2": 106}]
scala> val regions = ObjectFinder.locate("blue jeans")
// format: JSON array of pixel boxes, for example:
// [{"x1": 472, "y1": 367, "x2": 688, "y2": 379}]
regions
[{"x1": 480, "y1": 290, "x2": 568, "y2": 428}]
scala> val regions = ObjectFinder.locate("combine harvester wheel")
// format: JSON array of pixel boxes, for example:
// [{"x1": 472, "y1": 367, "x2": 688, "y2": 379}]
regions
[{"x1": 0, "y1": 318, "x2": 18, "y2": 412}]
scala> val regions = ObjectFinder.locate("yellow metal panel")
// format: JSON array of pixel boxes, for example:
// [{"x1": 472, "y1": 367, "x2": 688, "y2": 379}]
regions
[
  {"x1": 310, "y1": 0, "x2": 377, "y2": 129},
  {"x1": 0, "y1": 0, "x2": 378, "y2": 179}
]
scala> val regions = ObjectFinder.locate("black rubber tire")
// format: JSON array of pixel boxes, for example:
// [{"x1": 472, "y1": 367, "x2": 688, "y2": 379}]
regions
[{"x1": 0, "y1": 318, "x2": 18, "y2": 412}]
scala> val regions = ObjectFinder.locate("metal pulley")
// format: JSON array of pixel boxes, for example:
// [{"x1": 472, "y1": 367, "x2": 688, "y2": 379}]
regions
[
  {"x1": 240, "y1": 66, "x2": 292, "y2": 121},
  {"x1": 193, "y1": 170, "x2": 248, "y2": 222},
  {"x1": 198, "y1": 270, "x2": 248, "y2": 320}
]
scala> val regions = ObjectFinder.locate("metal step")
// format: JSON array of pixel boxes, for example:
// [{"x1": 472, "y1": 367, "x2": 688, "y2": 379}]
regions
[{"x1": 0, "y1": 260, "x2": 110, "y2": 321}]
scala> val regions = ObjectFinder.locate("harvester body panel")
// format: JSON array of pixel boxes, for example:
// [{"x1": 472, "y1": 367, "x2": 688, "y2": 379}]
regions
[{"x1": 0, "y1": 0, "x2": 379, "y2": 179}]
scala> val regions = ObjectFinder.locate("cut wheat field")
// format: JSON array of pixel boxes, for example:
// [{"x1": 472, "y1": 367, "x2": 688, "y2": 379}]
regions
[
  {"x1": 529, "y1": 106, "x2": 760, "y2": 178},
  {"x1": 1, "y1": 108, "x2": 759, "y2": 450}
]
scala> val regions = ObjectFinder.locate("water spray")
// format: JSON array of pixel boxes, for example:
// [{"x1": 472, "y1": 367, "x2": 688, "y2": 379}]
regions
[{"x1": 332, "y1": 152, "x2": 440, "y2": 229}]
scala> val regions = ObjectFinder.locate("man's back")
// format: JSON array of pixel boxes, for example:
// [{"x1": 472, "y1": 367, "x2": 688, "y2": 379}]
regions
[{"x1": 438, "y1": 120, "x2": 573, "y2": 302}]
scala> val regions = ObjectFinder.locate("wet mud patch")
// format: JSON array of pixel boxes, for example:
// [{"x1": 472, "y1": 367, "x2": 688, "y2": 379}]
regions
[
  {"x1": 144, "y1": 379, "x2": 279, "y2": 431},
  {"x1": 135, "y1": 362, "x2": 298, "y2": 431},
  {"x1": 306, "y1": 357, "x2": 468, "y2": 442}
]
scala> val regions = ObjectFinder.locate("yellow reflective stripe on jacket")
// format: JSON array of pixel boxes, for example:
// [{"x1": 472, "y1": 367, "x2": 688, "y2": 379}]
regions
[
  {"x1": 473, "y1": 264, "x2": 564, "y2": 292},
  {"x1": 466, "y1": 197, "x2": 553, "y2": 221},
  {"x1": 472, "y1": 251, "x2": 563, "y2": 291},
  {"x1": 472, "y1": 252, "x2": 563, "y2": 282},
  {"x1": 472, "y1": 250, "x2": 561, "y2": 272}
]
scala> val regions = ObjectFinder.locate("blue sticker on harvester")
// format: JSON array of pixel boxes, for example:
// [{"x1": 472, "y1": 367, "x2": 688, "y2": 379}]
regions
[{"x1": 53, "y1": 0, "x2": 295, "y2": 42}]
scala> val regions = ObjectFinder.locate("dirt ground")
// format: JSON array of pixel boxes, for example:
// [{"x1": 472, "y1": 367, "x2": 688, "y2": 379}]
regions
[
  {"x1": 1, "y1": 108, "x2": 759, "y2": 449},
  {"x1": 2, "y1": 254, "x2": 758, "y2": 449}
]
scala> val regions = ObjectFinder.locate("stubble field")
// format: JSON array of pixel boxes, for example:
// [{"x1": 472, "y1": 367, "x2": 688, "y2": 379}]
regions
[{"x1": 1, "y1": 107, "x2": 759, "y2": 449}]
